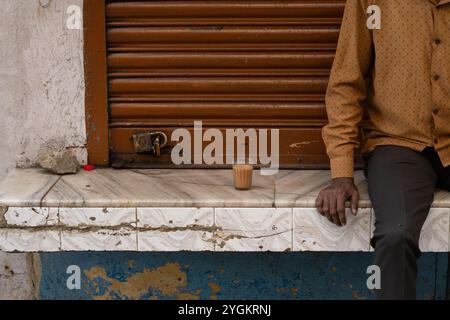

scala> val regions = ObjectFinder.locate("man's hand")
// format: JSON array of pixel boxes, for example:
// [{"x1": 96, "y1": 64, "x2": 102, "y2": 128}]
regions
[{"x1": 315, "y1": 177, "x2": 359, "y2": 226}]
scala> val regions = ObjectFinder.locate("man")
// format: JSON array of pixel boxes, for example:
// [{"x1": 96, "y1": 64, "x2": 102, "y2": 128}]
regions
[{"x1": 316, "y1": 0, "x2": 450, "y2": 299}]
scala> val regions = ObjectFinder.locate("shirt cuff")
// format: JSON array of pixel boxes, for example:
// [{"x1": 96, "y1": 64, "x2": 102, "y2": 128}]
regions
[{"x1": 329, "y1": 155, "x2": 354, "y2": 179}]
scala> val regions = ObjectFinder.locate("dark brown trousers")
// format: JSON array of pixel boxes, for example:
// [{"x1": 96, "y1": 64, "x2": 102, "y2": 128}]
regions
[{"x1": 364, "y1": 145, "x2": 450, "y2": 300}]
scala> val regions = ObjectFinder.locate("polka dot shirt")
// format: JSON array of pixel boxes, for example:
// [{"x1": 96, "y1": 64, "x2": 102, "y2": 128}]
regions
[{"x1": 323, "y1": 0, "x2": 450, "y2": 178}]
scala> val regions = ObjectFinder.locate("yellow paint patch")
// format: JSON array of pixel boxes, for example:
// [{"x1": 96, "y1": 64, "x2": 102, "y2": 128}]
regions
[
  {"x1": 291, "y1": 287, "x2": 299, "y2": 296},
  {"x1": 208, "y1": 282, "x2": 222, "y2": 300},
  {"x1": 84, "y1": 263, "x2": 201, "y2": 300}
]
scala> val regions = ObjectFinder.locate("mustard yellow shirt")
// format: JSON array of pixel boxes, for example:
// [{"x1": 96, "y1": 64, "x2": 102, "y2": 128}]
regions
[{"x1": 323, "y1": 0, "x2": 450, "y2": 178}]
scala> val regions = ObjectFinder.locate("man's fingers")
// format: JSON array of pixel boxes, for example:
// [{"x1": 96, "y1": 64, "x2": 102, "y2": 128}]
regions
[
  {"x1": 315, "y1": 194, "x2": 321, "y2": 207},
  {"x1": 315, "y1": 194, "x2": 324, "y2": 216},
  {"x1": 323, "y1": 196, "x2": 331, "y2": 221},
  {"x1": 337, "y1": 193, "x2": 346, "y2": 226},
  {"x1": 329, "y1": 195, "x2": 341, "y2": 226},
  {"x1": 315, "y1": 179, "x2": 356, "y2": 226},
  {"x1": 351, "y1": 190, "x2": 360, "y2": 216}
]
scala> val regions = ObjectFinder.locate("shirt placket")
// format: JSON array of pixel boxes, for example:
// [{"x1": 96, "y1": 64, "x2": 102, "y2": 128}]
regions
[{"x1": 430, "y1": 3, "x2": 442, "y2": 147}]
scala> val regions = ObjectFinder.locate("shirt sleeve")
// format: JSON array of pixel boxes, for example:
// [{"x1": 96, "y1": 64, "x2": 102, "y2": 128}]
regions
[{"x1": 322, "y1": 0, "x2": 374, "y2": 178}]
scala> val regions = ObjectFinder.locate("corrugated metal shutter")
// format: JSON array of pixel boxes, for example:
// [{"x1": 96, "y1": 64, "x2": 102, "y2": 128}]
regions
[{"x1": 106, "y1": 0, "x2": 348, "y2": 168}]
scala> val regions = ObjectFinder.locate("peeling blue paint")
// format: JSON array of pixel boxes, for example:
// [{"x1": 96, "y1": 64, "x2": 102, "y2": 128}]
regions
[{"x1": 38, "y1": 252, "x2": 448, "y2": 300}]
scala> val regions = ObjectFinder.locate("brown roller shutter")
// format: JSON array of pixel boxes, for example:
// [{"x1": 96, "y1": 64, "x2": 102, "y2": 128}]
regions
[{"x1": 106, "y1": 0, "x2": 349, "y2": 168}]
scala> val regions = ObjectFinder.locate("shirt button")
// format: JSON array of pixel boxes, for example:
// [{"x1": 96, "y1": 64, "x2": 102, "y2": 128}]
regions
[
  {"x1": 435, "y1": 38, "x2": 442, "y2": 45},
  {"x1": 433, "y1": 109, "x2": 439, "y2": 115},
  {"x1": 433, "y1": 75, "x2": 440, "y2": 81},
  {"x1": 434, "y1": 138, "x2": 439, "y2": 144}
]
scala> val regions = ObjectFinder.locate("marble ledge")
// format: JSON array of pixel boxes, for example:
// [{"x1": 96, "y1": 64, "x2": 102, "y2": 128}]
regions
[
  {"x1": 275, "y1": 170, "x2": 372, "y2": 208},
  {"x1": 42, "y1": 169, "x2": 274, "y2": 208},
  {"x1": 1, "y1": 168, "x2": 450, "y2": 209},
  {"x1": 0, "y1": 207, "x2": 448, "y2": 252},
  {"x1": 0, "y1": 169, "x2": 59, "y2": 207}
]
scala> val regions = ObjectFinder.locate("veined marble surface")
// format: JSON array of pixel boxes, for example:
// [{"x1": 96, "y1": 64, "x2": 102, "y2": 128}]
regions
[
  {"x1": 0, "y1": 229, "x2": 60, "y2": 252},
  {"x1": 432, "y1": 189, "x2": 450, "y2": 208},
  {"x1": 294, "y1": 208, "x2": 372, "y2": 252},
  {"x1": 0, "y1": 169, "x2": 59, "y2": 207},
  {"x1": 418, "y1": 209, "x2": 449, "y2": 252},
  {"x1": 61, "y1": 228, "x2": 137, "y2": 251},
  {"x1": 137, "y1": 208, "x2": 215, "y2": 251},
  {"x1": 0, "y1": 168, "x2": 449, "y2": 252},
  {"x1": 275, "y1": 170, "x2": 371, "y2": 208},
  {"x1": 1, "y1": 168, "x2": 450, "y2": 208},
  {"x1": 41, "y1": 169, "x2": 275, "y2": 208},
  {"x1": 215, "y1": 208, "x2": 292, "y2": 252},
  {"x1": 5, "y1": 207, "x2": 58, "y2": 227},
  {"x1": 0, "y1": 206, "x2": 448, "y2": 252}
]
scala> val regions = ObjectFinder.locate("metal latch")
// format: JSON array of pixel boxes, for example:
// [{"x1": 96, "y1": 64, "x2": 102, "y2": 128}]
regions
[{"x1": 130, "y1": 132, "x2": 168, "y2": 156}]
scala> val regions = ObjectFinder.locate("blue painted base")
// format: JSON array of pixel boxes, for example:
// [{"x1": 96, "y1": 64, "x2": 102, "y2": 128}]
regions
[{"x1": 38, "y1": 252, "x2": 449, "y2": 300}]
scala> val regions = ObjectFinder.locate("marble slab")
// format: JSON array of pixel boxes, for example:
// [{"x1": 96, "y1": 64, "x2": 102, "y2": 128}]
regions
[
  {"x1": 419, "y1": 208, "x2": 449, "y2": 252},
  {"x1": 0, "y1": 229, "x2": 60, "y2": 252},
  {"x1": 59, "y1": 207, "x2": 136, "y2": 228},
  {"x1": 138, "y1": 230, "x2": 214, "y2": 251},
  {"x1": 0, "y1": 168, "x2": 449, "y2": 253},
  {"x1": 214, "y1": 208, "x2": 292, "y2": 252},
  {"x1": 4, "y1": 207, "x2": 58, "y2": 227},
  {"x1": 137, "y1": 208, "x2": 214, "y2": 251},
  {"x1": 369, "y1": 208, "x2": 450, "y2": 253},
  {"x1": 276, "y1": 170, "x2": 371, "y2": 208},
  {"x1": 0, "y1": 169, "x2": 60, "y2": 207},
  {"x1": 42, "y1": 169, "x2": 275, "y2": 208},
  {"x1": 293, "y1": 208, "x2": 372, "y2": 251},
  {"x1": 61, "y1": 228, "x2": 137, "y2": 251},
  {"x1": 432, "y1": 189, "x2": 450, "y2": 208},
  {"x1": 137, "y1": 207, "x2": 213, "y2": 228},
  {"x1": 2, "y1": 168, "x2": 450, "y2": 210}
]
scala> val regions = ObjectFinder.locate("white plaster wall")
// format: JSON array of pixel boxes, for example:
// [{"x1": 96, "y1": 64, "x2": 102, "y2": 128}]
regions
[
  {"x1": 0, "y1": 252, "x2": 37, "y2": 299},
  {"x1": 0, "y1": 0, "x2": 86, "y2": 181}
]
